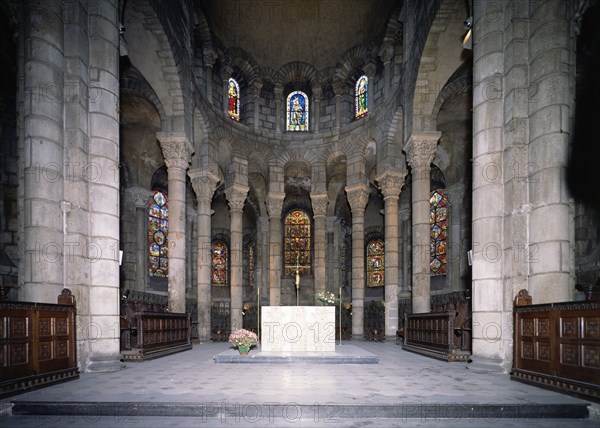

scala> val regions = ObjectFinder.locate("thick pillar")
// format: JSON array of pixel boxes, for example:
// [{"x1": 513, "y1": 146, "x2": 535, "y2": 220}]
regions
[
  {"x1": 267, "y1": 192, "x2": 284, "y2": 306},
  {"x1": 158, "y1": 133, "x2": 193, "y2": 313},
  {"x1": 311, "y1": 194, "x2": 328, "y2": 296},
  {"x1": 527, "y1": 0, "x2": 573, "y2": 302},
  {"x1": 345, "y1": 182, "x2": 369, "y2": 338},
  {"x1": 471, "y1": 0, "x2": 506, "y2": 363},
  {"x1": 189, "y1": 169, "x2": 219, "y2": 341},
  {"x1": 376, "y1": 169, "x2": 406, "y2": 337},
  {"x1": 22, "y1": 0, "x2": 65, "y2": 302},
  {"x1": 226, "y1": 174, "x2": 248, "y2": 331},
  {"x1": 86, "y1": 0, "x2": 121, "y2": 372},
  {"x1": 404, "y1": 132, "x2": 440, "y2": 314}
]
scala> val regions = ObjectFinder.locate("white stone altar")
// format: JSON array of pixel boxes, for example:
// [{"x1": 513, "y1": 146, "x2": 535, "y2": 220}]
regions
[{"x1": 261, "y1": 306, "x2": 336, "y2": 352}]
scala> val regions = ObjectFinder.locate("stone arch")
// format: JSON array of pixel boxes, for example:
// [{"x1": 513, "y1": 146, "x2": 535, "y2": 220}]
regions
[
  {"x1": 411, "y1": 0, "x2": 470, "y2": 132},
  {"x1": 431, "y1": 74, "x2": 472, "y2": 129},
  {"x1": 335, "y1": 45, "x2": 373, "y2": 83},
  {"x1": 123, "y1": 0, "x2": 185, "y2": 131},
  {"x1": 274, "y1": 61, "x2": 320, "y2": 88},
  {"x1": 120, "y1": 64, "x2": 167, "y2": 129},
  {"x1": 223, "y1": 48, "x2": 260, "y2": 87}
]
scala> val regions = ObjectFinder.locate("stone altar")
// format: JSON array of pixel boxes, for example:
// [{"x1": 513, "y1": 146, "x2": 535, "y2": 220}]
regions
[{"x1": 261, "y1": 306, "x2": 335, "y2": 352}]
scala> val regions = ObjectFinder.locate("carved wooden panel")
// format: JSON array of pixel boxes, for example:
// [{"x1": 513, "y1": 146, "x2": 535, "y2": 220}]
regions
[{"x1": 513, "y1": 301, "x2": 600, "y2": 403}]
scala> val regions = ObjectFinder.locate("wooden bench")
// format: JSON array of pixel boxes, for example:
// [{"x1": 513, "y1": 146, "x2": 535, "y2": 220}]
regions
[
  {"x1": 511, "y1": 289, "x2": 600, "y2": 403},
  {"x1": 0, "y1": 289, "x2": 79, "y2": 398},
  {"x1": 402, "y1": 311, "x2": 471, "y2": 362},
  {"x1": 119, "y1": 290, "x2": 192, "y2": 361}
]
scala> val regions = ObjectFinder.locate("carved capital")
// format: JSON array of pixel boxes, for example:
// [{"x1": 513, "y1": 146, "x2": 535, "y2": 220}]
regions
[
  {"x1": 126, "y1": 186, "x2": 153, "y2": 209},
  {"x1": 225, "y1": 184, "x2": 249, "y2": 212},
  {"x1": 332, "y1": 80, "x2": 344, "y2": 97},
  {"x1": 252, "y1": 79, "x2": 263, "y2": 97},
  {"x1": 274, "y1": 84, "x2": 283, "y2": 100},
  {"x1": 313, "y1": 84, "x2": 322, "y2": 101},
  {"x1": 376, "y1": 169, "x2": 407, "y2": 200},
  {"x1": 311, "y1": 193, "x2": 328, "y2": 217},
  {"x1": 379, "y1": 45, "x2": 394, "y2": 63},
  {"x1": 345, "y1": 182, "x2": 369, "y2": 213},
  {"x1": 203, "y1": 48, "x2": 218, "y2": 68},
  {"x1": 267, "y1": 192, "x2": 285, "y2": 218},
  {"x1": 404, "y1": 132, "x2": 441, "y2": 171},
  {"x1": 189, "y1": 169, "x2": 220, "y2": 201},
  {"x1": 157, "y1": 133, "x2": 193, "y2": 171}
]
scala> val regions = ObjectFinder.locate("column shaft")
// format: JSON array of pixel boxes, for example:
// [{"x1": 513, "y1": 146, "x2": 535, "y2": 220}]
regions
[
  {"x1": 86, "y1": 0, "x2": 121, "y2": 372},
  {"x1": 158, "y1": 135, "x2": 193, "y2": 314},
  {"x1": 22, "y1": 0, "x2": 65, "y2": 302},
  {"x1": 405, "y1": 133, "x2": 439, "y2": 314},
  {"x1": 226, "y1": 184, "x2": 248, "y2": 331}
]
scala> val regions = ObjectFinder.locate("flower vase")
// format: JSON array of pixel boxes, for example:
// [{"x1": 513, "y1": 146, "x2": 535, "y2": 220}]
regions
[{"x1": 238, "y1": 345, "x2": 250, "y2": 355}]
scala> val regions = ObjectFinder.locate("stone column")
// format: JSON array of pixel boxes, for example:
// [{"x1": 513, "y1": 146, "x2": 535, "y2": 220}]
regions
[
  {"x1": 203, "y1": 48, "x2": 217, "y2": 105},
  {"x1": 189, "y1": 169, "x2": 219, "y2": 342},
  {"x1": 527, "y1": 0, "x2": 573, "y2": 302},
  {"x1": 446, "y1": 186, "x2": 465, "y2": 293},
  {"x1": 267, "y1": 191, "x2": 285, "y2": 306},
  {"x1": 158, "y1": 133, "x2": 193, "y2": 313},
  {"x1": 333, "y1": 81, "x2": 344, "y2": 130},
  {"x1": 86, "y1": 0, "x2": 121, "y2": 372},
  {"x1": 257, "y1": 216, "x2": 269, "y2": 305},
  {"x1": 22, "y1": 0, "x2": 65, "y2": 302},
  {"x1": 311, "y1": 193, "x2": 328, "y2": 295},
  {"x1": 226, "y1": 183, "x2": 248, "y2": 331},
  {"x1": 127, "y1": 187, "x2": 152, "y2": 291},
  {"x1": 274, "y1": 85, "x2": 283, "y2": 134},
  {"x1": 313, "y1": 84, "x2": 322, "y2": 133},
  {"x1": 252, "y1": 79, "x2": 263, "y2": 131},
  {"x1": 379, "y1": 45, "x2": 393, "y2": 102},
  {"x1": 345, "y1": 182, "x2": 369, "y2": 338},
  {"x1": 376, "y1": 169, "x2": 406, "y2": 336},
  {"x1": 471, "y1": 0, "x2": 505, "y2": 362},
  {"x1": 399, "y1": 209, "x2": 411, "y2": 292},
  {"x1": 404, "y1": 132, "x2": 440, "y2": 313}
]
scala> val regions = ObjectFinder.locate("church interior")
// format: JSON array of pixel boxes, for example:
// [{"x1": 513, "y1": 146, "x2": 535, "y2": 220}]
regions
[{"x1": 0, "y1": 0, "x2": 599, "y2": 424}]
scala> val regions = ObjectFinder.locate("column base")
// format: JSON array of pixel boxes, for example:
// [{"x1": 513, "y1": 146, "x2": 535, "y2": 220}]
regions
[{"x1": 85, "y1": 354, "x2": 125, "y2": 373}]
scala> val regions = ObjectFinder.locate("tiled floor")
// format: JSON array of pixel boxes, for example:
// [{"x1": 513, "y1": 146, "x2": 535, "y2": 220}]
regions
[{"x1": 2, "y1": 341, "x2": 598, "y2": 428}]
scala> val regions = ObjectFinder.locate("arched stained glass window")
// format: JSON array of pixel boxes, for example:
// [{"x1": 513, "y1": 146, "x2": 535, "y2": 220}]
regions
[
  {"x1": 148, "y1": 190, "x2": 168, "y2": 277},
  {"x1": 211, "y1": 240, "x2": 229, "y2": 286},
  {"x1": 227, "y1": 78, "x2": 240, "y2": 121},
  {"x1": 286, "y1": 91, "x2": 308, "y2": 131},
  {"x1": 355, "y1": 75, "x2": 368, "y2": 119},
  {"x1": 367, "y1": 239, "x2": 384, "y2": 287},
  {"x1": 284, "y1": 210, "x2": 311, "y2": 275},
  {"x1": 430, "y1": 189, "x2": 447, "y2": 276}
]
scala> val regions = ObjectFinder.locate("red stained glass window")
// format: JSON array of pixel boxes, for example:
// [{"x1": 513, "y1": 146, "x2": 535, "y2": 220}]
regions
[
  {"x1": 367, "y1": 239, "x2": 385, "y2": 287},
  {"x1": 148, "y1": 190, "x2": 168, "y2": 277},
  {"x1": 284, "y1": 210, "x2": 311, "y2": 275},
  {"x1": 430, "y1": 189, "x2": 447, "y2": 276},
  {"x1": 211, "y1": 240, "x2": 228, "y2": 286}
]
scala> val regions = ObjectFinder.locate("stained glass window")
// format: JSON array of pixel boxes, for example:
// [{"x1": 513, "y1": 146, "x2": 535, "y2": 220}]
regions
[
  {"x1": 248, "y1": 245, "x2": 255, "y2": 287},
  {"x1": 227, "y1": 78, "x2": 240, "y2": 121},
  {"x1": 148, "y1": 190, "x2": 168, "y2": 277},
  {"x1": 286, "y1": 91, "x2": 308, "y2": 131},
  {"x1": 355, "y1": 75, "x2": 368, "y2": 119},
  {"x1": 430, "y1": 189, "x2": 447, "y2": 276},
  {"x1": 211, "y1": 240, "x2": 228, "y2": 286},
  {"x1": 367, "y1": 239, "x2": 385, "y2": 287},
  {"x1": 284, "y1": 210, "x2": 311, "y2": 275}
]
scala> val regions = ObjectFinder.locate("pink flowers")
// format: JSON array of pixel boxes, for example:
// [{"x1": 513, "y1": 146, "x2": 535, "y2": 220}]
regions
[{"x1": 228, "y1": 329, "x2": 258, "y2": 348}]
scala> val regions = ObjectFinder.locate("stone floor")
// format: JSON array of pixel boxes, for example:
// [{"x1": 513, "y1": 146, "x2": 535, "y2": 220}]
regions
[{"x1": 1, "y1": 341, "x2": 598, "y2": 427}]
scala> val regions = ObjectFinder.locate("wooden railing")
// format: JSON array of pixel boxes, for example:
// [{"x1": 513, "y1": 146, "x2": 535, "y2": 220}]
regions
[
  {"x1": 121, "y1": 311, "x2": 192, "y2": 361},
  {"x1": 0, "y1": 289, "x2": 79, "y2": 398},
  {"x1": 402, "y1": 311, "x2": 471, "y2": 362},
  {"x1": 512, "y1": 289, "x2": 600, "y2": 403}
]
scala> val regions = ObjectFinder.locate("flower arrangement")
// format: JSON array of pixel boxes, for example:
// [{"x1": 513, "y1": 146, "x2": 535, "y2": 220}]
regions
[
  {"x1": 228, "y1": 328, "x2": 258, "y2": 349},
  {"x1": 316, "y1": 291, "x2": 338, "y2": 305}
]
